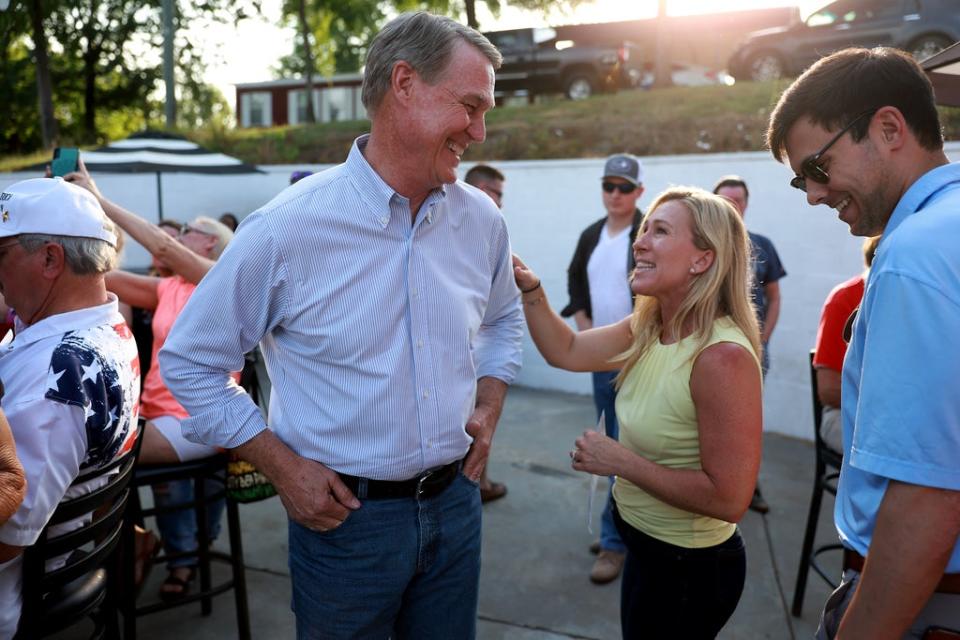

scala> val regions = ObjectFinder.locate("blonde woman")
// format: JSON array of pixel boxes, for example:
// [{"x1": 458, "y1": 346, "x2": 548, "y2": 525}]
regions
[{"x1": 513, "y1": 187, "x2": 762, "y2": 639}]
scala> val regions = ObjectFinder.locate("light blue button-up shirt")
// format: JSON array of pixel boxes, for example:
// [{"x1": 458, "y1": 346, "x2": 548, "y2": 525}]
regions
[
  {"x1": 837, "y1": 162, "x2": 960, "y2": 571},
  {"x1": 159, "y1": 136, "x2": 523, "y2": 481}
]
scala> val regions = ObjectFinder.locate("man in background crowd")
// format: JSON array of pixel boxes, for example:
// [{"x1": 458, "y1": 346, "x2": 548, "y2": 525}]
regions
[
  {"x1": 712, "y1": 175, "x2": 786, "y2": 515},
  {"x1": 561, "y1": 153, "x2": 644, "y2": 584}
]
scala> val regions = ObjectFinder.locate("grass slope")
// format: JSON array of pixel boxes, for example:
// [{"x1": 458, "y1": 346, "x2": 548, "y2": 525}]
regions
[
  {"x1": 3, "y1": 81, "x2": 958, "y2": 171},
  {"x1": 198, "y1": 80, "x2": 960, "y2": 164}
]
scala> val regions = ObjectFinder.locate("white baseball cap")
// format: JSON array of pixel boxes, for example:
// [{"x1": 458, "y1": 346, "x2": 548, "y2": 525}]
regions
[{"x1": 0, "y1": 178, "x2": 116, "y2": 247}]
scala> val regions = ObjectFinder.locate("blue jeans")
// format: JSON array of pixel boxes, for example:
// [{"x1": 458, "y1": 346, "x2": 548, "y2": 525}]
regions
[
  {"x1": 152, "y1": 478, "x2": 225, "y2": 569},
  {"x1": 592, "y1": 371, "x2": 626, "y2": 553},
  {"x1": 288, "y1": 473, "x2": 482, "y2": 639}
]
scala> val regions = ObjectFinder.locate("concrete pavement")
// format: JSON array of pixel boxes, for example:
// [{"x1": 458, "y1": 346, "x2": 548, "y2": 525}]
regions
[{"x1": 57, "y1": 386, "x2": 843, "y2": 639}]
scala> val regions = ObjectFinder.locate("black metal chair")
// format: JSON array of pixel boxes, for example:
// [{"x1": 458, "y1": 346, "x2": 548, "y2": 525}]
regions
[
  {"x1": 791, "y1": 350, "x2": 844, "y2": 617},
  {"x1": 16, "y1": 429, "x2": 142, "y2": 639}
]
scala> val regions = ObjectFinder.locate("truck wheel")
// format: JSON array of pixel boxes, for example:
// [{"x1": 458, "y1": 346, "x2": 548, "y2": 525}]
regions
[
  {"x1": 908, "y1": 34, "x2": 951, "y2": 62},
  {"x1": 747, "y1": 51, "x2": 785, "y2": 81},
  {"x1": 565, "y1": 75, "x2": 594, "y2": 100}
]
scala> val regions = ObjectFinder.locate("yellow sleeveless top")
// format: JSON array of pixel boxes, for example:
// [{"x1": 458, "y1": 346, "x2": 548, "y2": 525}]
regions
[{"x1": 611, "y1": 317, "x2": 760, "y2": 548}]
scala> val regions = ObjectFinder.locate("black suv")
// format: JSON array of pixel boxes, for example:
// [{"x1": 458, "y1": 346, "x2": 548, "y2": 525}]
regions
[
  {"x1": 485, "y1": 27, "x2": 642, "y2": 100},
  {"x1": 728, "y1": 0, "x2": 960, "y2": 82}
]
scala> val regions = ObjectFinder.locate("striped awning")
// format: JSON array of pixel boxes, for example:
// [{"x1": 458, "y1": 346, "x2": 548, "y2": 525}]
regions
[{"x1": 79, "y1": 130, "x2": 261, "y2": 174}]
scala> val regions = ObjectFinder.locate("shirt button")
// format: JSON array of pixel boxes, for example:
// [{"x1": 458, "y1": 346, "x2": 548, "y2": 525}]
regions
[
  {"x1": 380, "y1": 216, "x2": 389, "y2": 225},
  {"x1": 423, "y1": 390, "x2": 430, "y2": 399},
  {"x1": 411, "y1": 289, "x2": 418, "y2": 298},
  {"x1": 417, "y1": 339, "x2": 424, "y2": 348}
]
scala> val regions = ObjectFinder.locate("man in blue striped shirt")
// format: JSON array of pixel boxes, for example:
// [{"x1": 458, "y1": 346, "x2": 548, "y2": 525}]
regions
[{"x1": 160, "y1": 12, "x2": 523, "y2": 639}]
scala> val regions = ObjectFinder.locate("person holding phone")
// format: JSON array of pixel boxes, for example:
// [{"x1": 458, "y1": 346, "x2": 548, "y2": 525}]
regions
[
  {"x1": 515, "y1": 187, "x2": 762, "y2": 639},
  {"x1": 65, "y1": 161, "x2": 235, "y2": 602}
]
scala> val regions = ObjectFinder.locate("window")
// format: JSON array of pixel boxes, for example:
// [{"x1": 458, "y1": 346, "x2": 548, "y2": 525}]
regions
[
  {"x1": 241, "y1": 92, "x2": 272, "y2": 128},
  {"x1": 288, "y1": 89, "x2": 320, "y2": 125}
]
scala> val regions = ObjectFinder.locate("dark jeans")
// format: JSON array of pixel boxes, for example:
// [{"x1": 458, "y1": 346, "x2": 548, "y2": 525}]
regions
[{"x1": 614, "y1": 507, "x2": 746, "y2": 640}]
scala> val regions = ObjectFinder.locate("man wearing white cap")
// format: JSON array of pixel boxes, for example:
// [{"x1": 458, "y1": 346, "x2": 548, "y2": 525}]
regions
[
  {"x1": 562, "y1": 153, "x2": 644, "y2": 584},
  {"x1": 0, "y1": 178, "x2": 140, "y2": 636}
]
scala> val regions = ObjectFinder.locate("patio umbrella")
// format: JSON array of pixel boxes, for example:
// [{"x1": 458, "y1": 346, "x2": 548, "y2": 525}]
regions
[
  {"x1": 922, "y1": 41, "x2": 960, "y2": 107},
  {"x1": 52, "y1": 130, "x2": 262, "y2": 220}
]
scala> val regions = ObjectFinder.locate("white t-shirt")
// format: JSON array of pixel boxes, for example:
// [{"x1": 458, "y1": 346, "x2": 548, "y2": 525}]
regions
[
  {"x1": 0, "y1": 296, "x2": 140, "y2": 637},
  {"x1": 587, "y1": 223, "x2": 634, "y2": 328}
]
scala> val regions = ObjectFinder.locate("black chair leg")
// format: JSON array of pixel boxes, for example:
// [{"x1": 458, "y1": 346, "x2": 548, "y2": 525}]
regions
[
  {"x1": 792, "y1": 461, "x2": 825, "y2": 617},
  {"x1": 122, "y1": 492, "x2": 139, "y2": 639},
  {"x1": 227, "y1": 499, "x2": 251, "y2": 640},
  {"x1": 195, "y1": 475, "x2": 213, "y2": 616}
]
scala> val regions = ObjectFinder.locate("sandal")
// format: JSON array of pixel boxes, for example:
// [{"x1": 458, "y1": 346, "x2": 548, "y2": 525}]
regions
[
  {"x1": 133, "y1": 528, "x2": 161, "y2": 597},
  {"x1": 158, "y1": 566, "x2": 196, "y2": 603}
]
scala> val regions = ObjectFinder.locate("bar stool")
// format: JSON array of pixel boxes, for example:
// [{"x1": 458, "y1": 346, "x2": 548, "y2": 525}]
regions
[
  {"x1": 122, "y1": 454, "x2": 251, "y2": 639},
  {"x1": 791, "y1": 350, "x2": 844, "y2": 616}
]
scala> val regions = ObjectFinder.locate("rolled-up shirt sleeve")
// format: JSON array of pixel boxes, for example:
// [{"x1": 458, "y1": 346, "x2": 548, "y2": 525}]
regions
[
  {"x1": 159, "y1": 211, "x2": 290, "y2": 449},
  {"x1": 473, "y1": 217, "x2": 523, "y2": 384}
]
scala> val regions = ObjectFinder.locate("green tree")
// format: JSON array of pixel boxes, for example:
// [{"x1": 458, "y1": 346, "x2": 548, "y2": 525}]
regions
[{"x1": 0, "y1": 5, "x2": 42, "y2": 152}]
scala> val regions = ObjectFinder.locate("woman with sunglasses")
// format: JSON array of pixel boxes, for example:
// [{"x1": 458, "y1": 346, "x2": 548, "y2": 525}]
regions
[
  {"x1": 514, "y1": 187, "x2": 763, "y2": 639},
  {"x1": 66, "y1": 161, "x2": 235, "y2": 602}
]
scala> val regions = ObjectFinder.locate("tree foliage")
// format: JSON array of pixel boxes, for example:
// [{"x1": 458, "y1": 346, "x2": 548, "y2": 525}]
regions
[
  {"x1": 0, "y1": 0, "x2": 258, "y2": 154},
  {"x1": 275, "y1": 0, "x2": 454, "y2": 78}
]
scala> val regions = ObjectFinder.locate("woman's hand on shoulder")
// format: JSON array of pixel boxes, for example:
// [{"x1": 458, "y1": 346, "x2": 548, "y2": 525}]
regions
[{"x1": 512, "y1": 254, "x2": 540, "y2": 293}]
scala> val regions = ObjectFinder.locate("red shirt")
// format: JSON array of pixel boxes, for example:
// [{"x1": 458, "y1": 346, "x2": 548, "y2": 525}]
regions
[{"x1": 813, "y1": 274, "x2": 865, "y2": 372}]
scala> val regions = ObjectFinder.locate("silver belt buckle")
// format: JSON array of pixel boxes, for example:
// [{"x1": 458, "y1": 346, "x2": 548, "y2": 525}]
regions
[{"x1": 416, "y1": 470, "x2": 435, "y2": 497}]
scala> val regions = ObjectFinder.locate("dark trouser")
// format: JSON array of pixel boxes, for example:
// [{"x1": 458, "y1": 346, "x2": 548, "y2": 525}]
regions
[{"x1": 614, "y1": 507, "x2": 746, "y2": 640}]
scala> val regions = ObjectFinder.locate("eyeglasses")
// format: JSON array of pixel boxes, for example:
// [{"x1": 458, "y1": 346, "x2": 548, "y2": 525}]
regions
[
  {"x1": 602, "y1": 182, "x2": 638, "y2": 195},
  {"x1": 789, "y1": 109, "x2": 877, "y2": 193}
]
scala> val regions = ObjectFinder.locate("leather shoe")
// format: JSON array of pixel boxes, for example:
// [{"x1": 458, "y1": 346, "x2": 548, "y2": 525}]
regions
[
  {"x1": 590, "y1": 550, "x2": 625, "y2": 584},
  {"x1": 589, "y1": 539, "x2": 601, "y2": 555},
  {"x1": 749, "y1": 488, "x2": 770, "y2": 514},
  {"x1": 480, "y1": 481, "x2": 507, "y2": 504}
]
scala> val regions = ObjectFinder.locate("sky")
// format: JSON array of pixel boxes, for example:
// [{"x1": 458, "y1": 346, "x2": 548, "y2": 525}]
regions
[{"x1": 195, "y1": 0, "x2": 829, "y2": 103}]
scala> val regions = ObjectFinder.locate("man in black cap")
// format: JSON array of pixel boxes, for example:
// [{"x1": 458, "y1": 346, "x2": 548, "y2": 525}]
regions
[{"x1": 561, "y1": 153, "x2": 643, "y2": 584}]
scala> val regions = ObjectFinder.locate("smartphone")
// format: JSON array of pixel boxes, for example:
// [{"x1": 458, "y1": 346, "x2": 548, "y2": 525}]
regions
[{"x1": 51, "y1": 147, "x2": 79, "y2": 177}]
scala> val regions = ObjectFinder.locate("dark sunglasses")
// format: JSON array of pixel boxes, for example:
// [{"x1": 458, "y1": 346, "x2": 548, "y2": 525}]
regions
[
  {"x1": 602, "y1": 182, "x2": 637, "y2": 195},
  {"x1": 789, "y1": 109, "x2": 877, "y2": 193}
]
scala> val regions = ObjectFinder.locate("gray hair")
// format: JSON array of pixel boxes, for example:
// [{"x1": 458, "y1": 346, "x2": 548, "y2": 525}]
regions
[
  {"x1": 18, "y1": 230, "x2": 119, "y2": 275},
  {"x1": 361, "y1": 12, "x2": 502, "y2": 115},
  {"x1": 190, "y1": 215, "x2": 234, "y2": 260}
]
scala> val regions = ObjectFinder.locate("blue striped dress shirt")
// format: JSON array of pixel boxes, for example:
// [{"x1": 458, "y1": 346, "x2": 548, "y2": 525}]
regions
[{"x1": 159, "y1": 136, "x2": 523, "y2": 480}]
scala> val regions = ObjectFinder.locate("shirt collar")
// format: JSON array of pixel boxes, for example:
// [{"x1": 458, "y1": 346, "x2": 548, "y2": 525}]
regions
[
  {"x1": 882, "y1": 162, "x2": 960, "y2": 242},
  {"x1": 5, "y1": 294, "x2": 121, "y2": 352},
  {"x1": 346, "y1": 135, "x2": 447, "y2": 229}
]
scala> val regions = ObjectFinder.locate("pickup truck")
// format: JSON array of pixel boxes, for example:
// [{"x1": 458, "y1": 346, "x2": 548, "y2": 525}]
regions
[{"x1": 484, "y1": 27, "x2": 642, "y2": 100}]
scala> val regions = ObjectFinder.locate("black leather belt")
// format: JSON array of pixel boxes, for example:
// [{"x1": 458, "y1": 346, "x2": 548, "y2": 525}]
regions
[
  {"x1": 337, "y1": 460, "x2": 462, "y2": 500},
  {"x1": 844, "y1": 548, "x2": 960, "y2": 594}
]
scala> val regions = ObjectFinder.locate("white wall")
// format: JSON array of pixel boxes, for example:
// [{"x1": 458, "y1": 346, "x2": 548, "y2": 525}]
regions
[{"x1": 4, "y1": 141, "x2": 957, "y2": 440}]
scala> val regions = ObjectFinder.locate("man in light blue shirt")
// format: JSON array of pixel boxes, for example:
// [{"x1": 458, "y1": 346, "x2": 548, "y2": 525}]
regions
[
  {"x1": 160, "y1": 12, "x2": 522, "y2": 638},
  {"x1": 768, "y1": 48, "x2": 960, "y2": 639}
]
